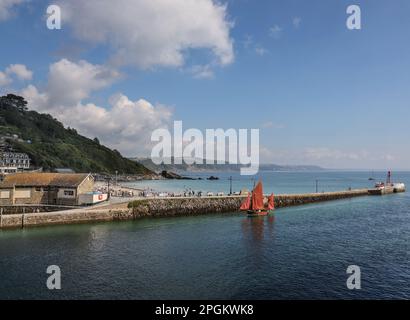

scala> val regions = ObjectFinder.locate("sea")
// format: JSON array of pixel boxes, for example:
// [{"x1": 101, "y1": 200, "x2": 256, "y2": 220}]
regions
[{"x1": 0, "y1": 171, "x2": 409, "y2": 299}]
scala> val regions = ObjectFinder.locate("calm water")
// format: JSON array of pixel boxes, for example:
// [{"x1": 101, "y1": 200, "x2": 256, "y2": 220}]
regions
[
  {"x1": 123, "y1": 170, "x2": 398, "y2": 194},
  {"x1": 0, "y1": 171, "x2": 409, "y2": 299}
]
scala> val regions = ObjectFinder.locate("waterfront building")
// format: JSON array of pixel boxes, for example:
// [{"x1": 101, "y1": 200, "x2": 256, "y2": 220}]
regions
[
  {"x1": 0, "y1": 173, "x2": 94, "y2": 206},
  {"x1": 0, "y1": 151, "x2": 31, "y2": 174},
  {"x1": 0, "y1": 167, "x2": 18, "y2": 174}
]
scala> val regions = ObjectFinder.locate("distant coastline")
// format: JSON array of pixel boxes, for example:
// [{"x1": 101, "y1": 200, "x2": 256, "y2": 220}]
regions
[{"x1": 132, "y1": 157, "x2": 325, "y2": 174}]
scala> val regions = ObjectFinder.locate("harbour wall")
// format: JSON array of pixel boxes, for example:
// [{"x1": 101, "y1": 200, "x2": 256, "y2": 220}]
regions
[
  {"x1": 0, "y1": 205, "x2": 78, "y2": 215},
  {"x1": 128, "y1": 189, "x2": 370, "y2": 217},
  {"x1": 0, "y1": 189, "x2": 371, "y2": 229}
]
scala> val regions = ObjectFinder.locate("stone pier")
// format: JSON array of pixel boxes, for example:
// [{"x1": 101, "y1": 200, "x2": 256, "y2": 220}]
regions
[{"x1": 0, "y1": 189, "x2": 373, "y2": 229}]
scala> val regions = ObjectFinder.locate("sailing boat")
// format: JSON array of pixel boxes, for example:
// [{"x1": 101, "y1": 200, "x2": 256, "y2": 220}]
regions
[{"x1": 240, "y1": 181, "x2": 275, "y2": 216}]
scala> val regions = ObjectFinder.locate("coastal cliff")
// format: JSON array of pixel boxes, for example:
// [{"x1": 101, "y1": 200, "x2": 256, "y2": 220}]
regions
[{"x1": 0, "y1": 94, "x2": 152, "y2": 174}]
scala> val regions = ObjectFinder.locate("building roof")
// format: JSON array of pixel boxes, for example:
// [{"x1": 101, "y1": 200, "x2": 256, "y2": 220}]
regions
[
  {"x1": 0, "y1": 173, "x2": 92, "y2": 188},
  {"x1": 54, "y1": 168, "x2": 75, "y2": 173}
]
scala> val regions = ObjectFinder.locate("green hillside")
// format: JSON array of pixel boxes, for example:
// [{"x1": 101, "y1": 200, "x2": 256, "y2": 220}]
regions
[{"x1": 0, "y1": 94, "x2": 152, "y2": 174}]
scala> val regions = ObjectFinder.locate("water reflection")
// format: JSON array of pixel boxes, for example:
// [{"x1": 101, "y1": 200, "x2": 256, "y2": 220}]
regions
[{"x1": 241, "y1": 214, "x2": 275, "y2": 243}]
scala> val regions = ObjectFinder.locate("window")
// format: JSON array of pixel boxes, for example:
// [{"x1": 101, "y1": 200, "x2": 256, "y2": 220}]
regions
[
  {"x1": 35, "y1": 187, "x2": 42, "y2": 192},
  {"x1": 64, "y1": 190, "x2": 74, "y2": 196},
  {"x1": 0, "y1": 191, "x2": 10, "y2": 199},
  {"x1": 15, "y1": 190, "x2": 31, "y2": 199}
]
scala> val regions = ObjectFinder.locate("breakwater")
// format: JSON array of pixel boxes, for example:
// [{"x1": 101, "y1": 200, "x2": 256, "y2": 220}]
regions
[
  {"x1": 0, "y1": 189, "x2": 372, "y2": 229},
  {"x1": 128, "y1": 189, "x2": 370, "y2": 218},
  {"x1": 0, "y1": 205, "x2": 78, "y2": 215}
]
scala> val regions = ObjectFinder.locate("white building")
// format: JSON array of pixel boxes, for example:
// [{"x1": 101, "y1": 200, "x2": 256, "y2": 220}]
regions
[{"x1": 0, "y1": 152, "x2": 31, "y2": 173}]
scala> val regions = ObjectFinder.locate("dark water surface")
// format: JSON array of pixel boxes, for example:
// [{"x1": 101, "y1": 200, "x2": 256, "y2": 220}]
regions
[{"x1": 0, "y1": 172, "x2": 409, "y2": 299}]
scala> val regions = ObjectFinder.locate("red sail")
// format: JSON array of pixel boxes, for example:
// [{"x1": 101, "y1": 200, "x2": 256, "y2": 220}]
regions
[
  {"x1": 267, "y1": 193, "x2": 275, "y2": 210},
  {"x1": 240, "y1": 194, "x2": 251, "y2": 211},
  {"x1": 252, "y1": 181, "x2": 264, "y2": 210}
]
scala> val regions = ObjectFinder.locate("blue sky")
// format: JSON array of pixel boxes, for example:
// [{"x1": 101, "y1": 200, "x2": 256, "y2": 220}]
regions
[{"x1": 1, "y1": 0, "x2": 410, "y2": 169}]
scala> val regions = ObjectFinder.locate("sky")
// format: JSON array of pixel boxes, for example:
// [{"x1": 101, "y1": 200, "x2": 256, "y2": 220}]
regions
[{"x1": 0, "y1": 0, "x2": 410, "y2": 170}]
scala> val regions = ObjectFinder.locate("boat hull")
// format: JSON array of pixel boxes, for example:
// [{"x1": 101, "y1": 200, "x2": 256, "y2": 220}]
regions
[{"x1": 247, "y1": 210, "x2": 271, "y2": 217}]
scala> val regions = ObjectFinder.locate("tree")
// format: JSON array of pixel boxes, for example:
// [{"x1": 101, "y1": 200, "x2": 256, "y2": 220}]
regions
[{"x1": 0, "y1": 94, "x2": 28, "y2": 112}]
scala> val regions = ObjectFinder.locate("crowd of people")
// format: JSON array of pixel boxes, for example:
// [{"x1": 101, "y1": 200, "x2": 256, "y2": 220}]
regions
[
  {"x1": 95, "y1": 182, "x2": 241, "y2": 200},
  {"x1": 141, "y1": 189, "x2": 205, "y2": 198}
]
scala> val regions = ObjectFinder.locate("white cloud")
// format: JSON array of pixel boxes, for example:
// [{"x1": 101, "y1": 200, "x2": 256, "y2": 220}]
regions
[
  {"x1": 259, "y1": 146, "x2": 371, "y2": 166},
  {"x1": 254, "y1": 46, "x2": 268, "y2": 56},
  {"x1": 57, "y1": 0, "x2": 234, "y2": 70},
  {"x1": 292, "y1": 17, "x2": 301, "y2": 29},
  {"x1": 0, "y1": 0, "x2": 24, "y2": 21},
  {"x1": 20, "y1": 59, "x2": 173, "y2": 156},
  {"x1": 0, "y1": 63, "x2": 32, "y2": 87},
  {"x1": 242, "y1": 34, "x2": 268, "y2": 57},
  {"x1": 45, "y1": 59, "x2": 120, "y2": 107},
  {"x1": 302, "y1": 148, "x2": 366, "y2": 161},
  {"x1": 6, "y1": 64, "x2": 33, "y2": 80},
  {"x1": 259, "y1": 146, "x2": 408, "y2": 169},
  {"x1": 20, "y1": 84, "x2": 48, "y2": 107},
  {"x1": 0, "y1": 71, "x2": 11, "y2": 86},
  {"x1": 189, "y1": 64, "x2": 214, "y2": 79},
  {"x1": 56, "y1": 95, "x2": 172, "y2": 155},
  {"x1": 269, "y1": 25, "x2": 282, "y2": 39},
  {"x1": 382, "y1": 154, "x2": 395, "y2": 162}
]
